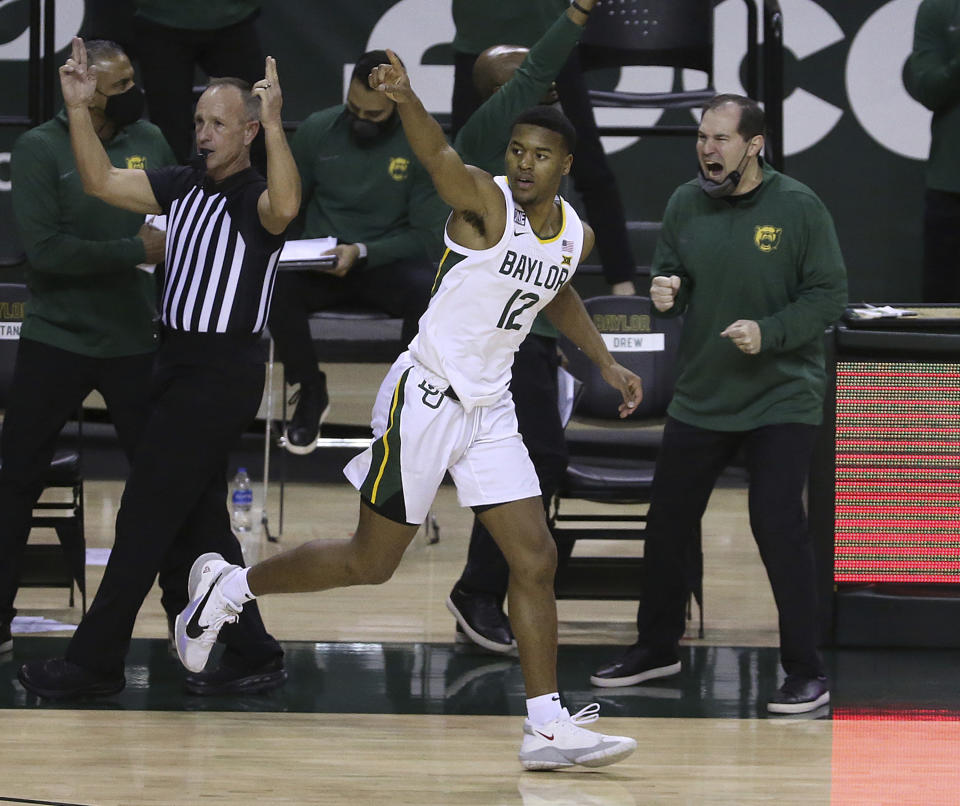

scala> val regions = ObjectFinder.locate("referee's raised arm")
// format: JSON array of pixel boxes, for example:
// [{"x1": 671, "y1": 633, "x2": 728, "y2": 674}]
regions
[
  {"x1": 253, "y1": 56, "x2": 301, "y2": 234},
  {"x1": 59, "y1": 37, "x2": 161, "y2": 215}
]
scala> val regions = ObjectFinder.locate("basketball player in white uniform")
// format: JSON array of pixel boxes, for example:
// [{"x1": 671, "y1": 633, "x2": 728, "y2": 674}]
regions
[{"x1": 175, "y1": 51, "x2": 643, "y2": 771}]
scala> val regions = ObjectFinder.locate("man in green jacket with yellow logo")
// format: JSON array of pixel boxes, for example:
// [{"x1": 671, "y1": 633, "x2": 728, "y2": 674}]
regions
[
  {"x1": 590, "y1": 95, "x2": 847, "y2": 715},
  {"x1": 905, "y1": 0, "x2": 960, "y2": 303},
  {"x1": 1, "y1": 39, "x2": 171, "y2": 656}
]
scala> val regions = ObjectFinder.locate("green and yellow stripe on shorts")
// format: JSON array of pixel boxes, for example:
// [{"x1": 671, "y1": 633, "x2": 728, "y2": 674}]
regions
[{"x1": 361, "y1": 368, "x2": 410, "y2": 523}]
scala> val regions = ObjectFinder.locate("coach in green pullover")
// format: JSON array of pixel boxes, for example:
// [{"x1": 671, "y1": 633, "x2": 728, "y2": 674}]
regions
[
  {"x1": 268, "y1": 50, "x2": 445, "y2": 454},
  {"x1": 590, "y1": 95, "x2": 847, "y2": 715},
  {"x1": 905, "y1": 0, "x2": 960, "y2": 302},
  {"x1": 0, "y1": 40, "x2": 173, "y2": 653}
]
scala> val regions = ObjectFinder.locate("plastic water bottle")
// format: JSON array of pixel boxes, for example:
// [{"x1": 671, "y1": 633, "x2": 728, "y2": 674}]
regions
[{"x1": 230, "y1": 467, "x2": 254, "y2": 533}]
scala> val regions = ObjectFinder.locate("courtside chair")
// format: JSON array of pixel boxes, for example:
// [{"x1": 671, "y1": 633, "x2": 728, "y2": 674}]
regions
[
  {"x1": 0, "y1": 282, "x2": 86, "y2": 612},
  {"x1": 552, "y1": 294, "x2": 702, "y2": 636},
  {"x1": 580, "y1": 0, "x2": 760, "y2": 138}
]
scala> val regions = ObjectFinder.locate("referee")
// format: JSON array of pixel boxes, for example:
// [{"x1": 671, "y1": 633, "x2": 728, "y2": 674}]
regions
[{"x1": 18, "y1": 38, "x2": 301, "y2": 699}]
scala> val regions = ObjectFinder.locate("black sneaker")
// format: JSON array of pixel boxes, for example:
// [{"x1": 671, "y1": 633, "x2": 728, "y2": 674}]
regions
[
  {"x1": 183, "y1": 656, "x2": 287, "y2": 696},
  {"x1": 589, "y1": 644, "x2": 681, "y2": 688},
  {"x1": 0, "y1": 622, "x2": 11, "y2": 656},
  {"x1": 767, "y1": 675, "x2": 830, "y2": 714},
  {"x1": 284, "y1": 374, "x2": 330, "y2": 455},
  {"x1": 18, "y1": 658, "x2": 125, "y2": 699},
  {"x1": 446, "y1": 586, "x2": 515, "y2": 654}
]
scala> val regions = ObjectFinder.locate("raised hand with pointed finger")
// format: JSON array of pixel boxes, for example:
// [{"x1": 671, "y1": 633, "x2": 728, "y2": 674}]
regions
[
  {"x1": 252, "y1": 56, "x2": 283, "y2": 127},
  {"x1": 59, "y1": 37, "x2": 98, "y2": 110},
  {"x1": 368, "y1": 49, "x2": 415, "y2": 104}
]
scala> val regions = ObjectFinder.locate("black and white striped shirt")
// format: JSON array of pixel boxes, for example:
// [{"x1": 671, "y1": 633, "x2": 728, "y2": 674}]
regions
[{"x1": 147, "y1": 166, "x2": 285, "y2": 335}]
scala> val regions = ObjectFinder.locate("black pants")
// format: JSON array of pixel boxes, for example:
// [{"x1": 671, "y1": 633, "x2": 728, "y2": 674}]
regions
[
  {"x1": 922, "y1": 189, "x2": 960, "y2": 303},
  {"x1": 456, "y1": 335, "x2": 568, "y2": 601},
  {"x1": 452, "y1": 49, "x2": 636, "y2": 286},
  {"x1": 66, "y1": 332, "x2": 282, "y2": 676},
  {"x1": 637, "y1": 417, "x2": 824, "y2": 679},
  {"x1": 268, "y1": 260, "x2": 435, "y2": 386},
  {"x1": 133, "y1": 14, "x2": 264, "y2": 166},
  {"x1": 0, "y1": 339, "x2": 179, "y2": 625}
]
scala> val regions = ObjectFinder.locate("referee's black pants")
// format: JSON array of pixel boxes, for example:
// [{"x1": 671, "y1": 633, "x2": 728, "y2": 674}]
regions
[
  {"x1": 0, "y1": 339, "x2": 183, "y2": 626},
  {"x1": 637, "y1": 417, "x2": 825, "y2": 679},
  {"x1": 456, "y1": 334, "x2": 569, "y2": 601},
  {"x1": 66, "y1": 332, "x2": 282, "y2": 676}
]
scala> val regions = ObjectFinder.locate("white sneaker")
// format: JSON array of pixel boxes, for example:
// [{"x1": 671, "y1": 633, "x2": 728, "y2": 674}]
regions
[
  {"x1": 518, "y1": 703, "x2": 637, "y2": 770},
  {"x1": 174, "y1": 553, "x2": 244, "y2": 673}
]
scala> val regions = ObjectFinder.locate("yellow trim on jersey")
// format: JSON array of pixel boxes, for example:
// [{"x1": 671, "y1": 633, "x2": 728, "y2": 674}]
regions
[
  {"x1": 370, "y1": 378, "x2": 403, "y2": 502},
  {"x1": 535, "y1": 201, "x2": 566, "y2": 245},
  {"x1": 431, "y1": 248, "x2": 451, "y2": 295}
]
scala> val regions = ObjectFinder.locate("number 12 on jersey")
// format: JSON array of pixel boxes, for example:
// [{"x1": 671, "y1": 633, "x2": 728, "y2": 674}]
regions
[{"x1": 496, "y1": 289, "x2": 540, "y2": 331}]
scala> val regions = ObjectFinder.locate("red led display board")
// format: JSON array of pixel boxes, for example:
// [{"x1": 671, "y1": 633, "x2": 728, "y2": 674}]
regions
[{"x1": 834, "y1": 361, "x2": 960, "y2": 584}]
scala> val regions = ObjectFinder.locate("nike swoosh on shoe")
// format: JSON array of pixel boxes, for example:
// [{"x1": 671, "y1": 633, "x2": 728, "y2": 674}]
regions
[{"x1": 185, "y1": 572, "x2": 225, "y2": 639}]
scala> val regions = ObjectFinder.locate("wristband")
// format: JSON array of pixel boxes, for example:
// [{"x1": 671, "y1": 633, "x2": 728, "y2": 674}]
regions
[{"x1": 571, "y1": 0, "x2": 591, "y2": 14}]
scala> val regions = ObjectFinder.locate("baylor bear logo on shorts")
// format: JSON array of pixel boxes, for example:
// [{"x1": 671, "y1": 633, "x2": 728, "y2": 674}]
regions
[
  {"x1": 754, "y1": 225, "x2": 782, "y2": 253},
  {"x1": 389, "y1": 157, "x2": 410, "y2": 181},
  {"x1": 126, "y1": 155, "x2": 147, "y2": 170}
]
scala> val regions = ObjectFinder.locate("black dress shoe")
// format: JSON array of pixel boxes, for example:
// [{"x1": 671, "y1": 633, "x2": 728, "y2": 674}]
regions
[
  {"x1": 285, "y1": 375, "x2": 330, "y2": 455},
  {"x1": 446, "y1": 586, "x2": 515, "y2": 654},
  {"x1": 18, "y1": 658, "x2": 125, "y2": 699},
  {"x1": 184, "y1": 656, "x2": 287, "y2": 696},
  {"x1": 767, "y1": 675, "x2": 830, "y2": 714},
  {"x1": 589, "y1": 644, "x2": 681, "y2": 688}
]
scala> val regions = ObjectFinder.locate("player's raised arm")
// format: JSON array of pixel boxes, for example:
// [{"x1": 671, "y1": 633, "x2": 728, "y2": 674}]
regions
[
  {"x1": 60, "y1": 37, "x2": 160, "y2": 214},
  {"x1": 369, "y1": 51, "x2": 501, "y2": 224}
]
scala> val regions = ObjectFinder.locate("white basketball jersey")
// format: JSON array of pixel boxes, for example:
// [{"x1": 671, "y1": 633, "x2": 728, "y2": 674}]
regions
[{"x1": 409, "y1": 175, "x2": 584, "y2": 411}]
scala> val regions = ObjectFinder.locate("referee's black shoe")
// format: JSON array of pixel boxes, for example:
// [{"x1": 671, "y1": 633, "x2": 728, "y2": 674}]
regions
[
  {"x1": 18, "y1": 658, "x2": 125, "y2": 699},
  {"x1": 184, "y1": 656, "x2": 287, "y2": 696},
  {"x1": 285, "y1": 374, "x2": 330, "y2": 455},
  {"x1": 446, "y1": 586, "x2": 516, "y2": 654},
  {"x1": 589, "y1": 644, "x2": 681, "y2": 688}
]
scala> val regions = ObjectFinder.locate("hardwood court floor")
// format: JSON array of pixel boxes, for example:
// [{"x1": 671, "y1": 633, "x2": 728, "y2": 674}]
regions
[{"x1": 6, "y1": 476, "x2": 960, "y2": 804}]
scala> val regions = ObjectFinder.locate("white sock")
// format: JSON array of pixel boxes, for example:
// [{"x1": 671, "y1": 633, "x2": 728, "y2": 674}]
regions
[
  {"x1": 220, "y1": 567, "x2": 256, "y2": 604},
  {"x1": 526, "y1": 692, "x2": 563, "y2": 726}
]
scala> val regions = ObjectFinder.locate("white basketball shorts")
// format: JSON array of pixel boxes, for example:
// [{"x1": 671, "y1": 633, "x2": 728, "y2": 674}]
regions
[{"x1": 343, "y1": 352, "x2": 541, "y2": 524}]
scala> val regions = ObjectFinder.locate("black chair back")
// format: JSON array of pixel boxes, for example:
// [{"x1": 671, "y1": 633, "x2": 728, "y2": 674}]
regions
[
  {"x1": 580, "y1": 0, "x2": 713, "y2": 73},
  {"x1": 560, "y1": 295, "x2": 682, "y2": 420}
]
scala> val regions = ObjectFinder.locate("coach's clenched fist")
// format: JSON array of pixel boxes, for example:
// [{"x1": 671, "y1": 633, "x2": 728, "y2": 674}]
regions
[{"x1": 650, "y1": 274, "x2": 681, "y2": 312}]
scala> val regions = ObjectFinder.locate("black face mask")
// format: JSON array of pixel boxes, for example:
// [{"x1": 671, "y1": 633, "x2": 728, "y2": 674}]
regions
[
  {"x1": 346, "y1": 108, "x2": 397, "y2": 147},
  {"x1": 102, "y1": 85, "x2": 145, "y2": 128}
]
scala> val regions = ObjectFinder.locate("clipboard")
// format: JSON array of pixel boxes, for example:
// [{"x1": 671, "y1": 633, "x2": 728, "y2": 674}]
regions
[{"x1": 278, "y1": 237, "x2": 338, "y2": 270}]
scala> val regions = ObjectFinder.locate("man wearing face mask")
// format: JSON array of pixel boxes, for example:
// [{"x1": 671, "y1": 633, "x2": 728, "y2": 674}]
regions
[
  {"x1": 589, "y1": 95, "x2": 847, "y2": 715},
  {"x1": 267, "y1": 50, "x2": 446, "y2": 453},
  {"x1": 0, "y1": 39, "x2": 174, "y2": 656}
]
